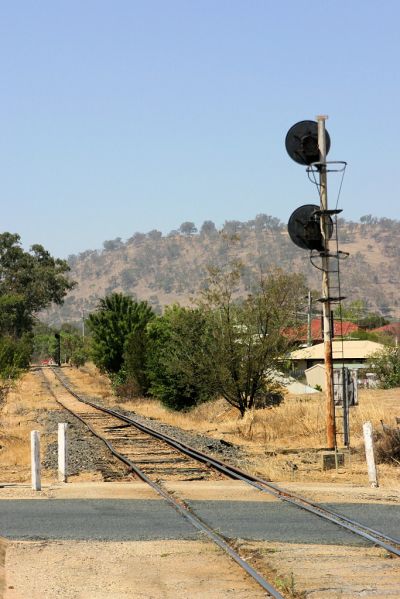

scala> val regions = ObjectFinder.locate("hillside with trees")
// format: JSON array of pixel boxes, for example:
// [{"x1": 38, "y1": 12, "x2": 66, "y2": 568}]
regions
[{"x1": 42, "y1": 215, "x2": 400, "y2": 327}]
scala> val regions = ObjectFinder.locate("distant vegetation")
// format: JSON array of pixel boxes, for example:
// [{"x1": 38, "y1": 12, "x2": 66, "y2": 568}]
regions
[
  {"x1": 0, "y1": 233, "x2": 74, "y2": 379},
  {"x1": 42, "y1": 214, "x2": 400, "y2": 328},
  {"x1": 87, "y1": 266, "x2": 307, "y2": 415},
  {"x1": 32, "y1": 322, "x2": 88, "y2": 367},
  {"x1": 369, "y1": 346, "x2": 400, "y2": 389}
]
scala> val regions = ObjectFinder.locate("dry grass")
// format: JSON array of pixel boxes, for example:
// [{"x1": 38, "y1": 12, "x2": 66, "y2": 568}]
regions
[
  {"x1": 233, "y1": 395, "x2": 325, "y2": 447},
  {"x1": 0, "y1": 371, "x2": 61, "y2": 482},
  {"x1": 4, "y1": 364, "x2": 399, "y2": 487},
  {"x1": 67, "y1": 366, "x2": 400, "y2": 486},
  {"x1": 71, "y1": 363, "x2": 113, "y2": 401}
]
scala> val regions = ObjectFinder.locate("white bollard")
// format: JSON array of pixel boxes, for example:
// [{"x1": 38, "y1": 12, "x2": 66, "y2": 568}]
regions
[
  {"x1": 31, "y1": 431, "x2": 41, "y2": 491},
  {"x1": 363, "y1": 421, "x2": 379, "y2": 488},
  {"x1": 58, "y1": 423, "x2": 68, "y2": 483}
]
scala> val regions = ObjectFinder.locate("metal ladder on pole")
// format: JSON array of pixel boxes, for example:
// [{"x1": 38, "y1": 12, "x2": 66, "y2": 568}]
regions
[{"x1": 311, "y1": 210, "x2": 350, "y2": 449}]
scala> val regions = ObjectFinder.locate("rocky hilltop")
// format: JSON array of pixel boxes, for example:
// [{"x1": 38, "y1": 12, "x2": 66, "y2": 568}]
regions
[{"x1": 42, "y1": 215, "x2": 400, "y2": 326}]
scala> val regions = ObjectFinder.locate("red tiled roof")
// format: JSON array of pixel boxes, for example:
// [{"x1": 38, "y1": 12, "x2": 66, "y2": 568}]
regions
[
  {"x1": 371, "y1": 322, "x2": 400, "y2": 336},
  {"x1": 284, "y1": 318, "x2": 359, "y2": 341}
]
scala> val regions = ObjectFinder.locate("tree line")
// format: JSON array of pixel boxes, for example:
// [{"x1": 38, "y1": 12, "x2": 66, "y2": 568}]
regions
[{"x1": 87, "y1": 265, "x2": 307, "y2": 415}]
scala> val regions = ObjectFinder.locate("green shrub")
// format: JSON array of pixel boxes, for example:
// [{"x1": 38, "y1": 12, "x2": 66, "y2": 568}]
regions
[
  {"x1": 146, "y1": 306, "x2": 216, "y2": 410},
  {"x1": 88, "y1": 294, "x2": 154, "y2": 374},
  {"x1": 0, "y1": 334, "x2": 32, "y2": 379},
  {"x1": 70, "y1": 348, "x2": 87, "y2": 367},
  {"x1": 369, "y1": 346, "x2": 400, "y2": 388}
]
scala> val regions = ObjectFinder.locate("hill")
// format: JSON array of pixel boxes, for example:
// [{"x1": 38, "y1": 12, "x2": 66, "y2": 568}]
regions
[{"x1": 42, "y1": 215, "x2": 400, "y2": 326}]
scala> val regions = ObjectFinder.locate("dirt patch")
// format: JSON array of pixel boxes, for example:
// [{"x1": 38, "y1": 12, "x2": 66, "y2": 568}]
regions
[
  {"x1": 5, "y1": 540, "x2": 267, "y2": 599},
  {"x1": 0, "y1": 482, "x2": 161, "y2": 501},
  {"x1": 280, "y1": 481, "x2": 400, "y2": 504},
  {"x1": 238, "y1": 540, "x2": 400, "y2": 598}
]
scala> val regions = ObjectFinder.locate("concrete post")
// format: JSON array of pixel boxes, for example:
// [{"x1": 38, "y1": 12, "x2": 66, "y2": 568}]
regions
[
  {"x1": 31, "y1": 431, "x2": 41, "y2": 491},
  {"x1": 58, "y1": 423, "x2": 68, "y2": 483},
  {"x1": 363, "y1": 421, "x2": 379, "y2": 487}
]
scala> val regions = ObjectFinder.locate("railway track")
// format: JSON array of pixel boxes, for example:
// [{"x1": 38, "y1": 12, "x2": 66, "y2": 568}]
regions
[
  {"x1": 41, "y1": 366, "x2": 400, "y2": 596},
  {"x1": 41, "y1": 367, "x2": 284, "y2": 598}
]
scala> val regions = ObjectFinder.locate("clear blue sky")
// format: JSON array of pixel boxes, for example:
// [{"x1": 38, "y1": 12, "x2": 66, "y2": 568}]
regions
[{"x1": 1, "y1": 1, "x2": 399, "y2": 257}]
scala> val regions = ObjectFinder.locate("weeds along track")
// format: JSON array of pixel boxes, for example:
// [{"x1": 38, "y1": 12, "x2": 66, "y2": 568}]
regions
[{"x1": 43, "y1": 366, "x2": 400, "y2": 563}]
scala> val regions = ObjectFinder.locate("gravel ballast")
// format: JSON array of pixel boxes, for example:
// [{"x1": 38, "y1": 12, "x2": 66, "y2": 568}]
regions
[
  {"x1": 53, "y1": 369, "x2": 250, "y2": 472},
  {"x1": 38, "y1": 409, "x2": 131, "y2": 480}
]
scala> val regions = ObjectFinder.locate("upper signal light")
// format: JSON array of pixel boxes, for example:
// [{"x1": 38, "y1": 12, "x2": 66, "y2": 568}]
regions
[{"x1": 285, "y1": 120, "x2": 330, "y2": 165}]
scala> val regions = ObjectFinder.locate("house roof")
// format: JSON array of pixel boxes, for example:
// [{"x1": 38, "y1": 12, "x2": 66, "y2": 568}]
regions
[
  {"x1": 305, "y1": 362, "x2": 367, "y2": 372},
  {"x1": 371, "y1": 322, "x2": 400, "y2": 336},
  {"x1": 290, "y1": 340, "x2": 384, "y2": 361},
  {"x1": 284, "y1": 318, "x2": 359, "y2": 341}
]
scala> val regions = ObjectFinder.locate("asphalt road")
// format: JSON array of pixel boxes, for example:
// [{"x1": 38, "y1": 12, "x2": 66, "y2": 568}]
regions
[
  {"x1": 1, "y1": 499, "x2": 399, "y2": 546},
  {"x1": 189, "y1": 500, "x2": 400, "y2": 545}
]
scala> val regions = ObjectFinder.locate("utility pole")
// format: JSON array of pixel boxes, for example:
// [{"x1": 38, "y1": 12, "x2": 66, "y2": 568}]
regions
[
  {"x1": 81, "y1": 309, "x2": 85, "y2": 339},
  {"x1": 317, "y1": 115, "x2": 336, "y2": 449},
  {"x1": 307, "y1": 290, "x2": 312, "y2": 347}
]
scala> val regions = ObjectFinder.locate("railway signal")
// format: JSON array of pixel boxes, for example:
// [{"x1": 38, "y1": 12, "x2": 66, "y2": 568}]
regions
[
  {"x1": 285, "y1": 116, "x2": 346, "y2": 450},
  {"x1": 54, "y1": 333, "x2": 61, "y2": 366}
]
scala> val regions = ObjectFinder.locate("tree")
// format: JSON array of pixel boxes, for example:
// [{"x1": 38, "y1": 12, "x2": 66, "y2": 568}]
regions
[
  {"x1": 360, "y1": 214, "x2": 377, "y2": 225},
  {"x1": 31, "y1": 322, "x2": 89, "y2": 366},
  {"x1": 32, "y1": 323, "x2": 51, "y2": 361},
  {"x1": 120, "y1": 268, "x2": 136, "y2": 290},
  {"x1": 58, "y1": 324, "x2": 88, "y2": 366},
  {"x1": 179, "y1": 222, "x2": 197, "y2": 236},
  {"x1": 222, "y1": 220, "x2": 242, "y2": 235},
  {"x1": 146, "y1": 306, "x2": 215, "y2": 410},
  {"x1": 358, "y1": 313, "x2": 389, "y2": 330},
  {"x1": 334, "y1": 299, "x2": 367, "y2": 324},
  {"x1": 200, "y1": 220, "x2": 217, "y2": 237},
  {"x1": 334, "y1": 300, "x2": 389, "y2": 329},
  {"x1": 368, "y1": 346, "x2": 400, "y2": 389},
  {"x1": 0, "y1": 334, "x2": 32, "y2": 379},
  {"x1": 121, "y1": 306, "x2": 155, "y2": 395},
  {"x1": 147, "y1": 230, "x2": 162, "y2": 241},
  {"x1": 103, "y1": 238, "x2": 123, "y2": 251},
  {"x1": 87, "y1": 293, "x2": 154, "y2": 374},
  {"x1": 0, "y1": 233, "x2": 75, "y2": 338},
  {"x1": 252, "y1": 214, "x2": 280, "y2": 233},
  {"x1": 198, "y1": 264, "x2": 307, "y2": 416},
  {"x1": 127, "y1": 232, "x2": 146, "y2": 245}
]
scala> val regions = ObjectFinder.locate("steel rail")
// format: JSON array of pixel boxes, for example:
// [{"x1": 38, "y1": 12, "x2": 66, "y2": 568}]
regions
[
  {"x1": 51, "y1": 367, "x2": 400, "y2": 557},
  {"x1": 45, "y1": 368, "x2": 283, "y2": 598}
]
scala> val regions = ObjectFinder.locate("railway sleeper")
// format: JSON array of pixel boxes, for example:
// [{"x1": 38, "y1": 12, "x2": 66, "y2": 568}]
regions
[
  {"x1": 127, "y1": 457, "x2": 194, "y2": 465},
  {"x1": 103, "y1": 424, "x2": 132, "y2": 431},
  {"x1": 142, "y1": 467, "x2": 208, "y2": 474},
  {"x1": 115, "y1": 450, "x2": 179, "y2": 458}
]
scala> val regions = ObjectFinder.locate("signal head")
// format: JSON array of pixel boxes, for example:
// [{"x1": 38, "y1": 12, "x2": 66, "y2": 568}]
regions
[{"x1": 285, "y1": 120, "x2": 330, "y2": 165}]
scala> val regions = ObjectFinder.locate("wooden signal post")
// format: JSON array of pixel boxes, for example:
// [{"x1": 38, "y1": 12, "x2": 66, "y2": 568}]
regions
[{"x1": 317, "y1": 115, "x2": 336, "y2": 449}]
